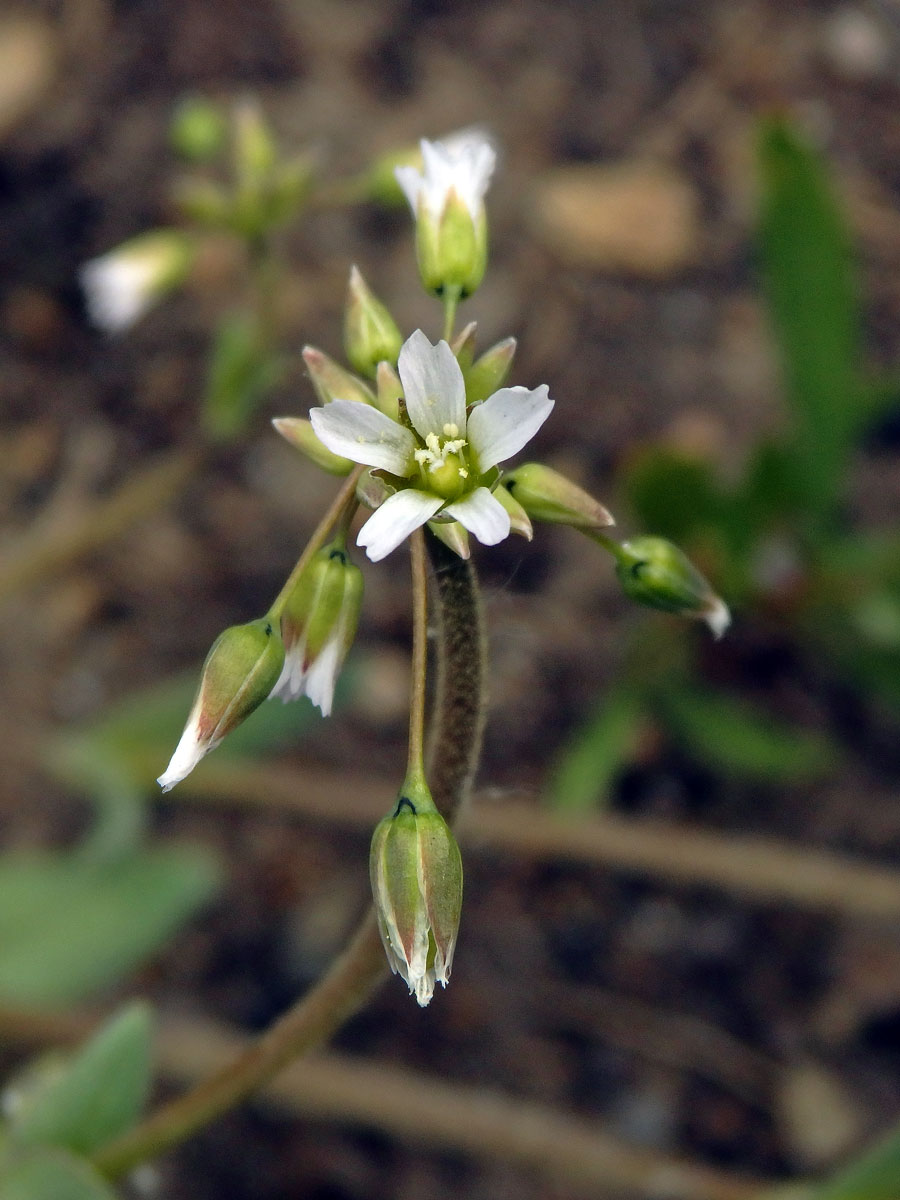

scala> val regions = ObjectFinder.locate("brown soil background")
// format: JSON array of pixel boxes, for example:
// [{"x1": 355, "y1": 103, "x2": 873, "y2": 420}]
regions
[{"x1": 3, "y1": 2, "x2": 900, "y2": 1198}]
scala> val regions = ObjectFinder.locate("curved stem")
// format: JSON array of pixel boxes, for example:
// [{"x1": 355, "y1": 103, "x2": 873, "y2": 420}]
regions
[
  {"x1": 92, "y1": 530, "x2": 486, "y2": 1181},
  {"x1": 267, "y1": 466, "x2": 363, "y2": 621},
  {"x1": 405, "y1": 529, "x2": 429, "y2": 784}
]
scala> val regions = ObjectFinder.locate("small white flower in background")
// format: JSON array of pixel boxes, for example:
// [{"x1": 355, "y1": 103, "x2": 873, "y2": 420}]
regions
[
  {"x1": 394, "y1": 131, "x2": 497, "y2": 297},
  {"x1": 81, "y1": 230, "x2": 191, "y2": 334},
  {"x1": 308, "y1": 329, "x2": 554, "y2": 562}
]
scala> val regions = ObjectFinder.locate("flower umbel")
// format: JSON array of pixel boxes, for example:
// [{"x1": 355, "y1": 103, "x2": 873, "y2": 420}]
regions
[
  {"x1": 394, "y1": 131, "x2": 496, "y2": 297},
  {"x1": 370, "y1": 778, "x2": 463, "y2": 1007},
  {"x1": 308, "y1": 329, "x2": 554, "y2": 561}
]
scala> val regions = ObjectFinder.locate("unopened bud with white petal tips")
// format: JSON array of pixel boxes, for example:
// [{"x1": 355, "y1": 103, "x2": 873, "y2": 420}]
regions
[
  {"x1": 464, "y1": 337, "x2": 516, "y2": 404},
  {"x1": 395, "y1": 132, "x2": 496, "y2": 298},
  {"x1": 344, "y1": 266, "x2": 403, "y2": 379},
  {"x1": 81, "y1": 231, "x2": 192, "y2": 334},
  {"x1": 370, "y1": 775, "x2": 462, "y2": 1007},
  {"x1": 272, "y1": 542, "x2": 364, "y2": 716},
  {"x1": 504, "y1": 462, "x2": 614, "y2": 531},
  {"x1": 302, "y1": 346, "x2": 376, "y2": 407},
  {"x1": 272, "y1": 417, "x2": 354, "y2": 476},
  {"x1": 158, "y1": 618, "x2": 285, "y2": 791},
  {"x1": 615, "y1": 536, "x2": 730, "y2": 638}
]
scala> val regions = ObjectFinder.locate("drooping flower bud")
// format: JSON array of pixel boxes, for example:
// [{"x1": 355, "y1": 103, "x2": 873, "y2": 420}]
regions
[
  {"x1": 343, "y1": 266, "x2": 403, "y2": 379},
  {"x1": 158, "y1": 618, "x2": 285, "y2": 791},
  {"x1": 394, "y1": 132, "x2": 496, "y2": 299},
  {"x1": 464, "y1": 337, "x2": 516, "y2": 404},
  {"x1": 504, "y1": 462, "x2": 614, "y2": 531},
  {"x1": 302, "y1": 345, "x2": 376, "y2": 407},
  {"x1": 272, "y1": 542, "x2": 364, "y2": 715},
  {"x1": 81, "y1": 231, "x2": 193, "y2": 334},
  {"x1": 272, "y1": 417, "x2": 354, "y2": 475},
  {"x1": 615, "y1": 535, "x2": 730, "y2": 638},
  {"x1": 369, "y1": 775, "x2": 463, "y2": 1007}
]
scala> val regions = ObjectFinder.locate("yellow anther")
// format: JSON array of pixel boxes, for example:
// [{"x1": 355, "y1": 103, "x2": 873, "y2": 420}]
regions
[{"x1": 442, "y1": 422, "x2": 460, "y2": 438}]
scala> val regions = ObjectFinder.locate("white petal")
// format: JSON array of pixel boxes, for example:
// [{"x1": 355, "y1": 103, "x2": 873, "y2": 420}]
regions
[
  {"x1": 703, "y1": 598, "x2": 731, "y2": 640},
  {"x1": 466, "y1": 385, "x2": 554, "y2": 472},
  {"x1": 444, "y1": 487, "x2": 510, "y2": 546},
  {"x1": 81, "y1": 258, "x2": 154, "y2": 334},
  {"x1": 397, "y1": 330, "x2": 466, "y2": 440},
  {"x1": 357, "y1": 489, "x2": 443, "y2": 562},
  {"x1": 303, "y1": 633, "x2": 343, "y2": 716},
  {"x1": 157, "y1": 717, "x2": 209, "y2": 792},
  {"x1": 271, "y1": 640, "x2": 308, "y2": 701},
  {"x1": 310, "y1": 400, "x2": 415, "y2": 475},
  {"x1": 393, "y1": 163, "x2": 423, "y2": 215}
]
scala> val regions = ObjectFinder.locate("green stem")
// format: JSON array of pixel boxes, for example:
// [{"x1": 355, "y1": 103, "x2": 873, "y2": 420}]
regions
[
  {"x1": 442, "y1": 286, "x2": 461, "y2": 343},
  {"x1": 267, "y1": 467, "x2": 363, "y2": 621},
  {"x1": 583, "y1": 528, "x2": 626, "y2": 563},
  {"x1": 405, "y1": 529, "x2": 429, "y2": 786},
  {"x1": 91, "y1": 527, "x2": 487, "y2": 1181}
]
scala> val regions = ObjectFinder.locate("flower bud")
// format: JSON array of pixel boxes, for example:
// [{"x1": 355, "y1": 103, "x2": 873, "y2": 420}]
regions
[
  {"x1": 394, "y1": 133, "x2": 496, "y2": 299},
  {"x1": 370, "y1": 776, "x2": 462, "y2": 1007},
  {"x1": 169, "y1": 96, "x2": 227, "y2": 162},
  {"x1": 233, "y1": 98, "x2": 277, "y2": 182},
  {"x1": 615, "y1": 536, "x2": 730, "y2": 638},
  {"x1": 464, "y1": 337, "x2": 516, "y2": 404},
  {"x1": 427, "y1": 519, "x2": 470, "y2": 559},
  {"x1": 504, "y1": 462, "x2": 614, "y2": 531},
  {"x1": 375, "y1": 359, "x2": 402, "y2": 421},
  {"x1": 450, "y1": 321, "x2": 478, "y2": 369},
  {"x1": 81, "y1": 231, "x2": 193, "y2": 334},
  {"x1": 272, "y1": 417, "x2": 354, "y2": 476},
  {"x1": 272, "y1": 543, "x2": 364, "y2": 715},
  {"x1": 343, "y1": 266, "x2": 403, "y2": 379},
  {"x1": 158, "y1": 618, "x2": 285, "y2": 791},
  {"x1": 302, "y1": 345, "x2": 376, "y2": 407},
  {"x1": 494, "y1": 484, "x2": 533, "y2": 541}
]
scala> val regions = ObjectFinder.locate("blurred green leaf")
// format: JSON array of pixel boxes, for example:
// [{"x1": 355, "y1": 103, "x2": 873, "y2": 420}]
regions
[
  {"x1": 659, "y1": 685, "x2": 840, "y2": 782},
  {"x1": 804, "y1": 1118, "x2": 900, "y2": 1200},
  {"x1": 623, "y1": 448, "x2": 722, "y2": 544},
  {"x1": 757, "y1": 117, "x2": 861, "y2": 532},
  {"x1": 547, "y1": 685, "x2": 644, "y2": 812},
  {"x1": 202, "y1": 313, "x2": 283, "y2": 442},
  {"x1": 0, "y1": 846, "x2": 220, "y2": 1006},
  {"x1": 0, "y1": 1148, "x2": 118, "y2": 1200},
  {"x1": 12, "y1": 1004, "x2": 152, "y2": 1156}
]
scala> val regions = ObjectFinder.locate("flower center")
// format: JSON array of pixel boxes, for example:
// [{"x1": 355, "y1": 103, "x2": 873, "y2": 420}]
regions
[{"x1": 413, "y1": 422, "x2": 470, "y2": 499}]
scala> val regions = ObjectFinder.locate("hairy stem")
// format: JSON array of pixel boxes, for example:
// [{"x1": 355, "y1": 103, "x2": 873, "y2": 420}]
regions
[{"x1": 92, "y1": 532, "x2": 486, "y2": 1179}]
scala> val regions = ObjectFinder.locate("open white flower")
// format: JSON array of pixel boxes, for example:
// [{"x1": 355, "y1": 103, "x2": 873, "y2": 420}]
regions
[
  {"x1": 309, "y1": 330, "x2": 554, "y2": 562},
  {"x1": 81, "y1": 231, "x2": 190, "y2": 334}
]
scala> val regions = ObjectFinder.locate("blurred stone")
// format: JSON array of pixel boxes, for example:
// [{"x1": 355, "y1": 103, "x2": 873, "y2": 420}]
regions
[
  {"x1": 776, "y1": 1060, "x2": 865, "y2": 1169},
  {"x1": 821, "y1": 7, "x2": 890, "y2": 80},
  {"x1": 529, "y1": 161, "x2": 699, "y2": 276},
  {"x1": 0, "y1": 17, "x2": 59, "y2": 141}
]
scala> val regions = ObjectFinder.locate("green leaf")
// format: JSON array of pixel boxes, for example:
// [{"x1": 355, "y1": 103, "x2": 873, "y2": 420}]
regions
[
  {"x1": 547, "y1": 686, "x2": 644, "y2": 812},
  {"x1": 659, "y1": 685, "x2": 840, "y2": 782},
  {"x1": 0, "y1": 1148, "x2": 118, "y2": 1200},
  {"x1": 623, "y1": 448, "x2": 722, "y2": 544},
  {"x1": 807, "y1": 1118, "x2": 900, "y2": 1200},
  {"x1": 12, "y1": 1004, "x2": 152, "y2": 1155},
  {"x1": 757, "y1": 117, "x2": 861, "y2": 531},
  {"x1": 202, "y1": 313, "x2": 284, "y2": 442},
  {"x1": 0, "y1": 846, "x2": 220, "y2": 1006}
]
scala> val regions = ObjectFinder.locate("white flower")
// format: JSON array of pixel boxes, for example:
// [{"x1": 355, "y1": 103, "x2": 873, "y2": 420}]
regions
[
  {"x1": 394, "y1": 130, "x2": 496, "y2": 224},
  {"x1": 394, "y1": 132, "x2": 497, "y2": 296},
  {"x1": 80, "y1": 231, "x2": 190, "y2": 334},
  {"x1": 309, "y1": 330, "x2": 554, "y2": 562}
]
